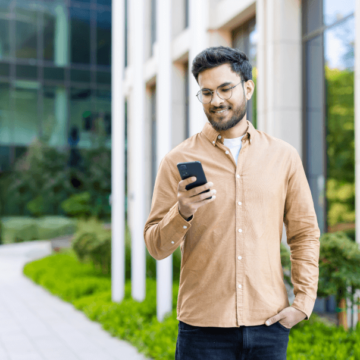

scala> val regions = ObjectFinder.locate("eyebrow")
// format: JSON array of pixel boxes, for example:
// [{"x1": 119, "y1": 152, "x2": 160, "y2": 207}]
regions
[{"x1": 201, "y1": 82, "x2": 233, "y2": 91}]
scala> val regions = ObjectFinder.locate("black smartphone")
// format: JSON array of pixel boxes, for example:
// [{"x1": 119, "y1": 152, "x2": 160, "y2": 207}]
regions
[{"x1": 176, "y1": 161, "x2": 212, "y2": 200}]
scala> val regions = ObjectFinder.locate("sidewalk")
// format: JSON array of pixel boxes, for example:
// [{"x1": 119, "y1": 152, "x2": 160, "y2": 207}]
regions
[{"x1": 0, "y1": 241, "x2": 149, "y2": 360}]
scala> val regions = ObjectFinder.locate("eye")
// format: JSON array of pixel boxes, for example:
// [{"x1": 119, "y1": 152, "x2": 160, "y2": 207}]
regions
[
  {"x1": 201, "y1": 91, "x2": 212, "y2": 96},
  {"x1": 219, "y1": 88, "x2": 231, "y2": 92}
]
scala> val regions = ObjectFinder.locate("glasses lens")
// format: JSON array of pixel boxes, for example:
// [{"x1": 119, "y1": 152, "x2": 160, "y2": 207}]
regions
[
  {"x1": 217, "y1": 87, "x2": 232, "y2": 100},
  {"x1": 198, "y1": 90, "x2": 212, "y2": 104}
]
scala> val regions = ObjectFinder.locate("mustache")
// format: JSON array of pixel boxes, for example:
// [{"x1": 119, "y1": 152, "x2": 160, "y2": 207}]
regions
[{"x1": 210, "y1": 106, "x2": 231, "y2": 112}]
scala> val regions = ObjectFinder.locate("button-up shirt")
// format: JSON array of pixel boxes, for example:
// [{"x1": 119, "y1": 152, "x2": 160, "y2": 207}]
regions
[{"x1": 143, "y1": 120, "x2": 320, "y2": 327}]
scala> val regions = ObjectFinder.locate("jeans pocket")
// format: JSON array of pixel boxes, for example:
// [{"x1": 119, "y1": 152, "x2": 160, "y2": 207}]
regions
[{"x1": 276, "y1": 321, "x2": 291, "y2": 331}]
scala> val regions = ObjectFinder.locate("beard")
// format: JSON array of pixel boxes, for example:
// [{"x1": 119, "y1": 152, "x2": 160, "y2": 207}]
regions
[{"x1": 205, "y1": 91, "x2": 247, "y2": 132}]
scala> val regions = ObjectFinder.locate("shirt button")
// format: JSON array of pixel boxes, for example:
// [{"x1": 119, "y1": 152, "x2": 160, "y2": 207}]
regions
[
  {"x1": 238, "y1": 229, "x2": 242, "y2": 232},
  {"x1": 171, "y1": 241, "x2": 174, "y2": 244},
  {"x1": 218, "y1": 135, "x2": 221, "y2": 139},
  {"x1": 236, "y1": 174, "x2": 240, "y2": 178},
  {"x1": 225, "y1": 150, "x2": 229, "y2": 154},
  {"x1": 238, "y1": 284, "x2": 242, "y2": 289},
  {"x1": 238, "y1": 202, "x2": 242, "y2": 205},
  {"x1": 238, "y1": 256, "x2": 242, "y2": 260},
  {"x1": 183, "y1": 225, "x2": 187, "y2": 229},
  {"x1": 212, "y1": 141, "x2": 215, "y2": 144}
]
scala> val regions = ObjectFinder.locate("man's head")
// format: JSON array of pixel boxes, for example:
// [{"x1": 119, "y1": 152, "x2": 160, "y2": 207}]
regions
[{"x1": 191, "y1": 46, "x2": 255, "y2": 132}]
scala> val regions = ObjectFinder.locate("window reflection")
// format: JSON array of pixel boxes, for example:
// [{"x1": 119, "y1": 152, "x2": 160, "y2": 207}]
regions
[
  {"x1": 70, "y1": 7, "x2": 91, "y2": 64},
  {"x1": 43, "y1": 86, "x2": 67, "y2": 147},
  {"x1": 96, "y1": 10, "x2": 111, "y2": 66},
  {"x1": 15, "y1": 1, "x2": 38, "y2": 60},
  {"x1": 0, "y1": 82, "x2": 12, "y2": 145},
  {"x1": 324, "y1": 15, "x2": 355, "y2": 230},
  {"x1": 323, "y1": 0, "x2": 355, "y2": 26},
  {"x1": 94, "y1": 89, "x2": 111, "y2": 147},
  {"x1": 12, "y1": 81, "x2": 40, "y2": 145},
  {"x1": 0, "y1": 2, "x2": 11, "y2": 60},
  {"x1": 42, "y1": 2, "x2": 69, "y2": 67}
]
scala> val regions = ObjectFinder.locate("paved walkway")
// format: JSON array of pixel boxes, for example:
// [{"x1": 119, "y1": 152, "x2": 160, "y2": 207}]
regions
[{"x1": 0, "y1": 241, "x2": 149, "y2": 360}]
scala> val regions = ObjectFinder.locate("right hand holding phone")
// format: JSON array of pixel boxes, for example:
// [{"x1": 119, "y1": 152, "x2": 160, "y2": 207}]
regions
[{"x1": 177, "y1": 177, "x2": 216, "y2": 219}]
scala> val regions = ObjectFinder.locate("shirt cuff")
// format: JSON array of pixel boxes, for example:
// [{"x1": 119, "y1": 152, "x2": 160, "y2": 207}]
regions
[{"x1": 290, "y1": 293, "x2": 315, "y2": 320}]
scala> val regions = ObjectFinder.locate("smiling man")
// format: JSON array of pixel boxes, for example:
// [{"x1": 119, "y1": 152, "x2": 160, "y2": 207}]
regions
[{"x1": 144, "y1": 46, "x2": 320, "y2": 360}]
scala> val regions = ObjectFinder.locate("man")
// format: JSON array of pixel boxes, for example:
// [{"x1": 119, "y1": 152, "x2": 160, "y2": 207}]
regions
[{"x1": 143, "y1": 46, "x2": 320, "y2": 359}]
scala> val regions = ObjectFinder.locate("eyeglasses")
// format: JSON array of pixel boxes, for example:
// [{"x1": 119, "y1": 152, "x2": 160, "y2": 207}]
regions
[{"x1": 196, "y1": 80, "x2": 245, "y2": 104}]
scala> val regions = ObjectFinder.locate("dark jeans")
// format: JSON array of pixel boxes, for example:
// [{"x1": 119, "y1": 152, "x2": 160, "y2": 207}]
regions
[{"x1": 175, "y1": 320, "x2": 290, "y2": 360}]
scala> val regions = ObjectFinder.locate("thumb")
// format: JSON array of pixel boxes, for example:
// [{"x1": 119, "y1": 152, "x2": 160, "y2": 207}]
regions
[{"x1": 265, "y1": 315, "x2": 280, "y2": 326}]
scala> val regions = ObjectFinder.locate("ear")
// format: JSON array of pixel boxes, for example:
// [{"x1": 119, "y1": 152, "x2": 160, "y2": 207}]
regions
[{"x1": 244, "y1": 80, "x2": 255, "y2": 101}]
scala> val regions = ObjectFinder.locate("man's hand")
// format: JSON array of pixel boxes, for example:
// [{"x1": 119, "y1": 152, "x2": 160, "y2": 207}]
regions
[
  {"x1": 265, "y1": 307, "x2": 307, "y2": 329},
  {"x1": 177, "y1": 177, "x2": 216, "y2": 219}
]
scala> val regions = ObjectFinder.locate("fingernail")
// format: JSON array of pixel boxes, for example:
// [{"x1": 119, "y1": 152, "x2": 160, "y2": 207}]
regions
[
  {"x1": 265, "y1": 321, "x2": 270, "y2": 326},
  {"x1": 193, "y1": 177, "x2": 197, "y2": 181}
]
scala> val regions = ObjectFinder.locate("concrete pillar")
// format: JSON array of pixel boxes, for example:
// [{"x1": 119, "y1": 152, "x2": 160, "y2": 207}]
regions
[
  {"x1": 156, "y1": 0, "x2": 173, "y2": 322},
  {"x1": 54, "y1": 3, "x2": 68, "y2": 66},
  {"x1": 256, "y1": 0, "x2": 302, "y2": 249},
  {"x1": 111, "y1": 0, "x2": 126, "y2": 302},
  {"x1": 128, "y1": 0, "x2": 147, "y2": 302},
  {"x1": 188, "y1": 0, "x2": 209, "y2": 137},
  {"x1": 49, "y1": 87, "x2": 67, "y2": 146}
]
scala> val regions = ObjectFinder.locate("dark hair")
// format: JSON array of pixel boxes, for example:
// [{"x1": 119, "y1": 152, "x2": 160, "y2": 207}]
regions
[{"x1": 191, "y1": 46, "x2": 252, "y2": 83}]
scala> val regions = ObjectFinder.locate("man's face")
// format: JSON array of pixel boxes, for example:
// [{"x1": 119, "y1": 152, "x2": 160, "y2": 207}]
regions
[{"x1": 198, "y1": 63, "x2": 250, "y2": 132}]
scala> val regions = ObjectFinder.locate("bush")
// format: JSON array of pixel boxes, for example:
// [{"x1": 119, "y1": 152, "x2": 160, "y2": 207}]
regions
[
  {"x1": 1, "y1": 216, "x2": 76, "y2": 243},
  {"x1": 72, "y1": 218, "x2": 111, "y2": 274},
  {"x1": 24, "y1": 251, "x2": 360, "y2": 360},
  {"x1": 318, "y1": 231, "x2": 360, "y2": 313},
  {"x1": 61, "y1": 192, "x2": 92, "y2": 218}
]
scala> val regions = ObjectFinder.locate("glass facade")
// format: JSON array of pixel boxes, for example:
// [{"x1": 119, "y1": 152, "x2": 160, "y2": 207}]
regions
[
  {"x1": 302, "y1": 0, "x2": 355, "y2": 235},
  {"x1": 303, "y1": 0, "x2": 355, "y2": 313},
  {"x1": 0, "y1": 0, "x2": 111, "y2": 173},
  {"x1": 232, "y1": 17, "x2": 257, "y2": 128}
]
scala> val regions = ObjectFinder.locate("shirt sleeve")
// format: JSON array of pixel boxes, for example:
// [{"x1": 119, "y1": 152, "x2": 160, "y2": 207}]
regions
[
  {"x1": 143, "y1": 155, "x2": 194, "y2": 260},
  {"x1": 283, "y1": 149, "x2": 321, "y2": 320}
]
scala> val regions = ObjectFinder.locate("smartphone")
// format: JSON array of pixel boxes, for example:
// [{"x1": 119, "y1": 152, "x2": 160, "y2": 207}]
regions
[{"x1": 176, "y1": 161, "x2": 212, "y2": 200}]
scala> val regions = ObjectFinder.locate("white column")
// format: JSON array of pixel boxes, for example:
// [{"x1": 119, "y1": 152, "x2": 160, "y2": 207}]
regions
[
  {"x1": 257, "y1": 0, "x2": 302, "y2": 249},
  {"x1": 156, "y1": 0, "x2": 173, "y2": 322},
  {"x1": 54, "y1": 3, "x2": 68, "y2": 67},
  {"x1": 353, "y1": 0, "x2": 360, "y2": 328},
  {"x1": 111, "y1": 0, "x2": 126, "y2": 302},
  {"x1": 49, "y1": 87, "x2": 67, "y2": 146},
  {"x1": 129, "y1": 0, "x2": 146, "y2": 302},
  {"x1": 188, "y1": 0, "x2": 209, "y2": 137}
]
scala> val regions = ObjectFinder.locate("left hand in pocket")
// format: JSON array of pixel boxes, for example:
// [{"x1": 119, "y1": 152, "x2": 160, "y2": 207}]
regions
[{"x1": 265, "y1": 306, "x2": 307, "y2": 329}]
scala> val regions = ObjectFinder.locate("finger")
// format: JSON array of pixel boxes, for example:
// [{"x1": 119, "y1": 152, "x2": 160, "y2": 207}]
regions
[
  {"x1": 191, "y1": 189, "x2": 216, "y2": 203},
  {"x1": 265, "y1": 316, "x2": 280, "y2": 326},
  {"x1": 192, "y1": 193, "x2": 216, "y2": 209},
  {"x1": 188, "y1": 182, "x2": 214, "y2": 197},
  {"x1": 178, "y1": 176, "x2": 197, "y2": 192}
]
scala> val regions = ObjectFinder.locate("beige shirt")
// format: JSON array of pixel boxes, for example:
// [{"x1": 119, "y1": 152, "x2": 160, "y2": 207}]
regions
[{"x1": 144, "y1": 120, "x2": 320, "y2": 327}]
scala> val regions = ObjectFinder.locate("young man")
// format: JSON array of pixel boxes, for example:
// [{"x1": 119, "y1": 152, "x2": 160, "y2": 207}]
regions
[{"x1": 143, "y1": 46, "x2": 320, "y2": 359}]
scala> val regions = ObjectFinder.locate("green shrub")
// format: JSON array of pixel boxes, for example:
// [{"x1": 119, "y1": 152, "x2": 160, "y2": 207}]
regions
[
  {"x1": 24, "y1": 251, "x2": 360, "y2": 360},
  {"x1": 61, "y1": 192, "x2": 92, "y2": 218},
  {"x1": 318, "y1": 232, "x2": 360, "y2": 311},
  {"x1": 72, "y1": 218, "x2": 112, "y2": 274},
  {"x1": 1, "y1": 217, "x2": 38, "y2": 243},
  {"x1": 1, "y1": 216, "x2": 76, "y2": 243}
]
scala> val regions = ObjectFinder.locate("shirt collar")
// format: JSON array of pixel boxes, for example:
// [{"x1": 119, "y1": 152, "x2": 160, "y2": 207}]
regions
[{"x1": 201, "y1": 120, "x2": 255, "y2": 147}]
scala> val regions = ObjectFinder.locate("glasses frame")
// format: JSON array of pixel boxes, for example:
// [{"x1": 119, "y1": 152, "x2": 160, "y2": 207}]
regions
[{"x1": 196, "y1": 80, "x2": 245, "y2": 104}]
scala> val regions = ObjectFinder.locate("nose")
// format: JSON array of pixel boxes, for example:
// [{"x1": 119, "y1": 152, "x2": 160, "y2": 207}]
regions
[{"x1": 210, "y1": 90, "x2": 225, "y2": 107}]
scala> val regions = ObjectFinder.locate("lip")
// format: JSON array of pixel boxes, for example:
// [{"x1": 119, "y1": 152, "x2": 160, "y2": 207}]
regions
[{"x1": 212, "y1": 108, "x2": 229, "y2": 115}]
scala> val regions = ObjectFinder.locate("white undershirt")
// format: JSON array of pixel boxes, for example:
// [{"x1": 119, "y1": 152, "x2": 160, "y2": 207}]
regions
[{"x1": 223, "y1": 134, "x2": 246, "y2": 165}]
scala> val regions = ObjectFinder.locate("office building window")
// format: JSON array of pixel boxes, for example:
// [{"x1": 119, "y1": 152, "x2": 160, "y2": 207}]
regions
[
  {"x1": 96, "y1": 9, "x2": 111, "y2": 66},
  {"x1": 14, "y1": 1, "x2": 38, "y2": 60},
  {"x1": 0, "y1": 2, "x2": 11, "y2": 60},
  {"x1": 232, "y1": 17, "x2": 257, "y2": 128},
  {"x1": 303, "y1": 0, "x2": 355, "y2": 235},
  {"x1": 70, "y1": 7, "x2": 91, "y2": 64},
  {"x1": 0, "y1": 82, "x2": 12, "y2": 145}
]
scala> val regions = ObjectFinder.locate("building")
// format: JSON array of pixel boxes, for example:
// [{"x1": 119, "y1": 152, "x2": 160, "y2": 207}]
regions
[
  {"x1": 0, "y1": 0, "x2": 112, "y2": 172},
  {"x1": 112, "y1": 0, "x2": 358, "y2": 325}
]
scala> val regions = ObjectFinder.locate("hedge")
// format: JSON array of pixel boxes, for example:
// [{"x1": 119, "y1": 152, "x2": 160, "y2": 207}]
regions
[{"x1": 23, "y1": 251, "x2": 360, "y2": 360}]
